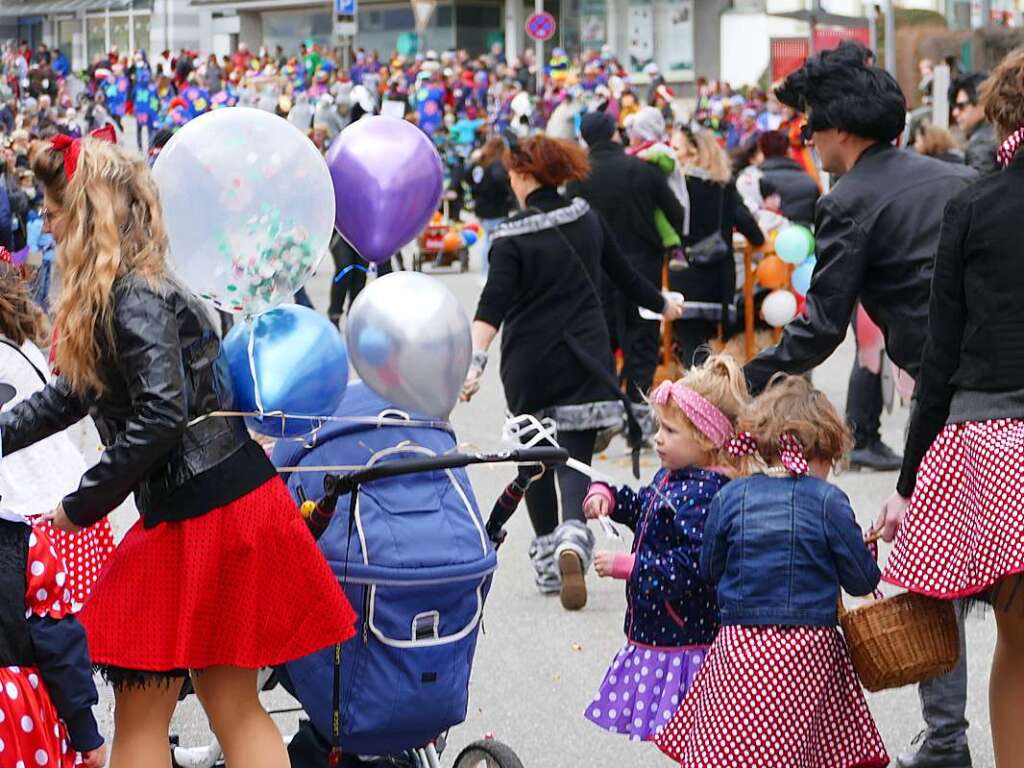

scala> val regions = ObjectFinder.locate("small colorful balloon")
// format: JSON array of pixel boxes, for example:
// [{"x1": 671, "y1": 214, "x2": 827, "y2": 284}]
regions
[
  {"x1": 775, "y1": 225, "x2": 814, "y2": 265},
  {"x1": 462, "y1": 228, "x2": 478, "y2": 246},
  {"x1": 756, "y1": 255, "x2": 789, "y2": 290},
  {"x1": 791, "y1": 258, "x2": 816, "y2": 297},
  {"x1": 762, "y1": 289, "x2": 799, "y2": 328},
  {"x1": 442, "y1": 231, "x2": 463, "y2": 253}
]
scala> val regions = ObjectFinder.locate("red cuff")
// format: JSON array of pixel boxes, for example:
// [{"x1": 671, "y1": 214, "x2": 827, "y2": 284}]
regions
[
  {"x1": 610, "y1": 553, "x2": 635, "y2": 580},
  {"x1": 585, "y1": 482, "x2": 616, "y2": 514}
]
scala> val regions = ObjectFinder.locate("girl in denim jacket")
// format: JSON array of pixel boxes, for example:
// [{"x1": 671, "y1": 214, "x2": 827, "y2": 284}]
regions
[
  {"x1": 656, "y1": 375, "x2": 888, "y2": 768},
  {"x1": 581, "y1": 355, "x2": 749, "y2": 742}
]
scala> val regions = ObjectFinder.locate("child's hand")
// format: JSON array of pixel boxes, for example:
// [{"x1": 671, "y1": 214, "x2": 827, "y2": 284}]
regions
[
  {"x1": 82, "y1": 744, "x2": 107, "y2": 768},
  {"x1": 593, "y1": 550, "x2": 615, "y2": 577},
  {"x1": 584, "y1": 494, "x2": 610, "y2": 519}
]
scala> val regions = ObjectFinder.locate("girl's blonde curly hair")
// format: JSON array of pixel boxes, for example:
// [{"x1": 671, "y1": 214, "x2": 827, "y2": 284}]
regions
[
  {"x1": 32, "y1": 138, "x2": 168, "y2": 396},
  {"x1": 0, "y1": 261, "x2": 49, "y2": 347},
  {"x1": 651, "y1": 354, "x2": 751, "y2": 470}
]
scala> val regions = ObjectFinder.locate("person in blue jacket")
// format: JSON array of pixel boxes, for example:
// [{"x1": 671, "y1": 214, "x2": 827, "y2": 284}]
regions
[{"x1": 656, "y1": 374, "x2": 887, "y2": 768}]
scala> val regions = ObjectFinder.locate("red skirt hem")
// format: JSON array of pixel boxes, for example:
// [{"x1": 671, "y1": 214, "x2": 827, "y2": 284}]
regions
[
  {"x1": 882, "y1": 562, "x2": 1024, "y2": 602},
  {"x1": 80, "y1": 477, "x2": 356, "y2": 671}
]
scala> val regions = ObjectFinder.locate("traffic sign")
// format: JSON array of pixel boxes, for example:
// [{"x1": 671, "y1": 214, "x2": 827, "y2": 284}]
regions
[
  {"x1": 335, "y1": 0, "x2": 356, "y2": 15},
  {"x1": 412, "y1": 0, "x2": 437, "y2": 31},
  {"x1": 525, "y1": 11, "x2": 557, "y2": 42}
]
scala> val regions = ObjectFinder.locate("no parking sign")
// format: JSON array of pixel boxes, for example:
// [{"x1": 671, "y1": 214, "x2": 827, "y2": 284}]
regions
[{"x1": 526, "y1": 11, "x2": 557, "y2": 42}]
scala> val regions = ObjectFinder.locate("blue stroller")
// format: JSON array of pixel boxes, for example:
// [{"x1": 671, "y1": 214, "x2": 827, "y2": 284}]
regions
[{"x1": 261, "y1": 382, "x2": 561, "y2": 768}]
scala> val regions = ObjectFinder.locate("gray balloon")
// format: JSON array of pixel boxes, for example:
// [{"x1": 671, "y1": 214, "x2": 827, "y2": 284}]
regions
[{"x1": 346, "y1": 272, "x2": 472, "y2": 419}]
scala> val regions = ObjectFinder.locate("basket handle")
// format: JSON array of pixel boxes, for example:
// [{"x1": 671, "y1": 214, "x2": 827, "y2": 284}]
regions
[{"x1": 838, "y1": 530, "x2": 885, "y2": 618}]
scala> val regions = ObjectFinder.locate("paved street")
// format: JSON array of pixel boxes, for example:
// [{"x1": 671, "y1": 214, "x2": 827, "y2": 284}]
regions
[{"x1": 101, "y1": 241, "x2": 997, "y2": 767}]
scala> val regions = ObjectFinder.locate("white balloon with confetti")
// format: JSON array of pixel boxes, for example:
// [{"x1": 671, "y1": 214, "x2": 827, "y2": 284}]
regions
[{"x1": 153, "y1": 107, "x2": 335, "y2": 315}]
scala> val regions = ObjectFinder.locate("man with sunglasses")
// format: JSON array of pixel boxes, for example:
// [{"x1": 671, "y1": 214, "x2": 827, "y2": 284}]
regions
[
  {"x1": 745, "y1": 42, "x2": 976, "y2": 768},
  {"x1": 950, "y1": 72, "x2": 999, "y2": 177}
]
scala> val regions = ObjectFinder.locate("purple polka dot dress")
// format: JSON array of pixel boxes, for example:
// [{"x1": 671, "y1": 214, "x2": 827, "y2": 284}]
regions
[{"x1": 584, "y1": 467, "x2": 729, "y2": 741}]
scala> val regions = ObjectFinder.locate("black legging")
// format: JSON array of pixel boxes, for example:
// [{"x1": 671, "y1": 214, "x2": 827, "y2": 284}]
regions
[
  {"x1": 328, "y1": 234, "x2": 393, "y2": 321},
  {"x1": 525, "y1": 429, "x2": 596, "y2": 536}
]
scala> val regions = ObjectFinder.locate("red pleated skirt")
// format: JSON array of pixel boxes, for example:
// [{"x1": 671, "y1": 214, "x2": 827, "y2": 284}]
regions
[{"x1": 79, "y1": 477, "x2": 356, "y2": 672}]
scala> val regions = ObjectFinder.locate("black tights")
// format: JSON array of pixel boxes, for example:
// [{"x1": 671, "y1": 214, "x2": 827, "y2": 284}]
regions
[{"x1": 525, "y1": 429, "x2": 596, "y2": 536}]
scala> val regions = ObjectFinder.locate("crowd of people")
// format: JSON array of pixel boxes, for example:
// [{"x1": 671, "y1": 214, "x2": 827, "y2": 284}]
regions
[{"x1": 1, "y1": 23, "x2": 1024, "y2": 768}]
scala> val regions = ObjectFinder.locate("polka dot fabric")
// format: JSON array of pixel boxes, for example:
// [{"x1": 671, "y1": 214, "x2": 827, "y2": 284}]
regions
[
  {"x1": 79, "y1": 477, "x2": 357, "y2": 672},
  {"x1": 585, "y1": 643, "x2": 707, "y2": 741},
  {"x1": 0, "y1": 524, "x2": 81, "y2": 767},
  {"x1": 654, "y1": 626, "x2": 888, "y2": 768},
  {"x1": 38, "y1": 519, "x2": 115, "y2": 609},
  {"x1": 884, "y1": 419, "x2": 1024, "y2": 598}
]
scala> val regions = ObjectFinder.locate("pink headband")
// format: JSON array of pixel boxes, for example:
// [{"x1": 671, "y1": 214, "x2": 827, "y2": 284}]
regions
[{"x1": 651, "y1": 380, "x2": 733, "y2": 448}]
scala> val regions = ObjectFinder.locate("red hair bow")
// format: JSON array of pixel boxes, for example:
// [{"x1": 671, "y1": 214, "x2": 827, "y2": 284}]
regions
[
  {"x1": 49, "y1": 124, "x2": 117, "y2": 182},
  {"x1": 0, "y1": 246, "x2": 11, "y2": 265}
]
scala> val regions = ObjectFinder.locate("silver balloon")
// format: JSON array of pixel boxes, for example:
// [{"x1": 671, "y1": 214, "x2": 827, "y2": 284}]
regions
[{"x1": 346, "y1": 272, "x2": 471, "y2": 419}]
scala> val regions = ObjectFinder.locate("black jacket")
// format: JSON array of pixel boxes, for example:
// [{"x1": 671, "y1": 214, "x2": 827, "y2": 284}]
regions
[
  {"x1": 898, "y1": 150, "x2": 1024, "y2": 496},
  {"x1": 0, "y1": 277, "x2": 272, "y2": 528},
  {"x1": 964, "y1": 121, "x2": 999, "y2": 177},
  {"x1": 567, "y1": 140, "x2": 687, "y2": 260},
  {"x1": 474, "y1": 187, "x2": 665, "y2": 416},
  {"x1": 670, "y1": 176, "x2": 764, "y2": 308},
  {"x1": 469, "y1": 159, "x2": 514, "y2": 220},
  {"x1": 758, "y1": 156, "x2": 820, "y2": 227},
  {"x1": 745, "y1": 143, "x2": 976, "y2": 394}
]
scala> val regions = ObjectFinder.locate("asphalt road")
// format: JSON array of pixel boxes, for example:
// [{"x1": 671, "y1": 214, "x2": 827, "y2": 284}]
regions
[{"x1": 97, "y1": 240, "x2": 997, "y2": 767}]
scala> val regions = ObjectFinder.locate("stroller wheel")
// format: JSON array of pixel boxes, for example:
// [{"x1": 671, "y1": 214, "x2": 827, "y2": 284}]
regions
[{"x1": 452, "y1": 739, "x2": 524, "y2": 768}]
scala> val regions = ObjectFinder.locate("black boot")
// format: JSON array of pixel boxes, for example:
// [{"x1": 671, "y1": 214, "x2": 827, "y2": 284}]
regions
[
  {"x1": 849, "y1": 438, "x2": 903, "y2": 472},
  {"x1": 896, "y1": 738, "x2": 972, "y2": 768}
]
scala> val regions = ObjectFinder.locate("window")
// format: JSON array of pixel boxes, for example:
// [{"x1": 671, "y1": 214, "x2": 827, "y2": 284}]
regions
[
  {"x1": 56, "y1": 18, "x2": 75, "y2": 56},
  {"x1": 86, "y1": 16, "x2": 106, "y2": 62},
  {"x1": 110, "y1": 14, "x2": 130, "y2": 54},
  {"x1": 133, "y1": 14, "x2": 151, "y2": 53}
]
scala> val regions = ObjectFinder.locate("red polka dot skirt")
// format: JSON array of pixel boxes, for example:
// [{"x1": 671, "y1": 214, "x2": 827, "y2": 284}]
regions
[
  {"x1": 79, "y1": 477, "x2": 357, "y2": 673},
  {"x1": 654, "y1": 625, "x2": 889, "y2": 768},
  {"x1": 37, "y1": 519, "x2": 115, "y2": 609},
  {"x1": 884, "y1": 419, "x2": 1024, "y2": 599},
  {"x1": 1, "y1": 524, "x2": 80, "y2": 767}
]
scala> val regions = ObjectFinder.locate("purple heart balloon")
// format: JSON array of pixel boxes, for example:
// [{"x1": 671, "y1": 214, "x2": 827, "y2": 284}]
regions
[{"x1": 326, "y1": 116, "x2": 444, "y2": 264}]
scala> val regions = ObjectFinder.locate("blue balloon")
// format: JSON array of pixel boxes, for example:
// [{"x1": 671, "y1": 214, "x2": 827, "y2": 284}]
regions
[
  {"x1": 221, "y1": 304, "x2": 349, "y2": 437},
  {"x1": 462, "y1": 229, "x2": 478, "y2": 246},
  {"x1": 775, "y1": 225, "x2": 813, "y2": 265},
  {"x1": 791, "y1": 258, "x2": 816, "y2": 296}
]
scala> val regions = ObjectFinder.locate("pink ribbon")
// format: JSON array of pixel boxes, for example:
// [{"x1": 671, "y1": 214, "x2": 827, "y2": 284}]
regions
[
  {"x1": 650, "y1": 380, "x2": 733, "y2": 448},
  {"x1": 727, "y1": 430, "x2": 809, "y2": 477},
  {"x1": 997, "y1": 125, "x2": 1024, "y2": 168}
]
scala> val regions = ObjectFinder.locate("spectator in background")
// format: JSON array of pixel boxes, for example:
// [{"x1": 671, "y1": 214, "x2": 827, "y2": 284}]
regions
[
  {"x1": 952, "y1": 72, "x2": 999, "y2": 176},
  {"x1": 469, "y1": 135, "x2": 515, "y2": 279},
  {"x1": 912, "y1": 122, "x2": 964, "y2": 164},
  {"x1": 568, "y1": 109, "x2": 687, "y2": 438},
  {"x1": 756, "y1": 129, "x2": 819, "y2": 227}
]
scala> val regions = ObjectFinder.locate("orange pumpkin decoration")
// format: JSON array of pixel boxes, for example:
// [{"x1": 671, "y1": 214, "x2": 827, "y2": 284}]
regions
[{"x1": 756, "y1": 255, "x2": 789, "y2": 290}]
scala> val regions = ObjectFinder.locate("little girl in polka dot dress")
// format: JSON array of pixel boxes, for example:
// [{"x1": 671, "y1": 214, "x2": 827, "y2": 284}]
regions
[
  {"x1": 0, "y1": 507, "x2": 106, "y2": 768},
  {"x1": 655, "y1": 375, "x2": 888, "y2": 768},
  {"x1": 581, "y1": 355, "x2": 749, "y2": 742}
]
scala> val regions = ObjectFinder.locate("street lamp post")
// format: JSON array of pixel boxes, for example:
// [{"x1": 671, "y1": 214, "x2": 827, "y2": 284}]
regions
[{"x1": 883, "y1": 0, "x2": 895, "y2": 75}]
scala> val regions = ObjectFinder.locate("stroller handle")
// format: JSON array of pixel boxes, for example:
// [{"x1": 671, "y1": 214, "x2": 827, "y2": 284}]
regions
[{"x1": 326, "y1": 447, "x2": 569, "y2": 495}]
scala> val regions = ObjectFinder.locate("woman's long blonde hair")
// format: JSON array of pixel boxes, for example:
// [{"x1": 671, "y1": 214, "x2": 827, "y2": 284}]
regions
[
  {"x1": 676, "y1": 128, "x2": 732, "y2": 185},
  {"x1": 32, "y1": 138, "x2": 168, "y2": 395}
]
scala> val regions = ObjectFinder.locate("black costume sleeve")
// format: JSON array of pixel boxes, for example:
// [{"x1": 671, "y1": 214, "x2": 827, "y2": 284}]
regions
[
  {"x1": 474, "y1": 236, "x2": 521, "y2": 328},
  {"x1": 897, "y1": 194, "x2": 969, "y2": 498},
  {"x1": 598, "y1": 215, "x2": 666, "y2": 314},
  {"x1": 0, "y1": 376, "x2": 89, "y2": 458},
  {"x1": 744, "y1": 195, "x2": 865, "y2": 394},
  {"x1": 62, "y1": 284, "x2": 187, "y2": 527},
  {"x1": 28, "y1": 615, "x2": 103, "y2": 752}
]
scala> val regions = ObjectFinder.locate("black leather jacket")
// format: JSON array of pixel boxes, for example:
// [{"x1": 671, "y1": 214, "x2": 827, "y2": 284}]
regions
[
  {"x1": 0, "y1": 276, "x2": 262, "y2": 528},
  {"x1": 745, "y1": 144, "x2": 976, "y2": 394}
]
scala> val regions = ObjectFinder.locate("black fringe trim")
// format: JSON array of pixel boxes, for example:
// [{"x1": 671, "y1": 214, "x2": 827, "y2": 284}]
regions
[{"x1": 96, "y1": 664, "x2": 188, "y2": 692}]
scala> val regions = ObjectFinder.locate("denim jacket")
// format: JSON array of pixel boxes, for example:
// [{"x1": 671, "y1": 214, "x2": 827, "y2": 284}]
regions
[
  {"x1": 605, "y1": 467, "x2": 729, "y2": 647},
  {"x1": 701, "y1": 473, "x2": 880, "y2": 628}
]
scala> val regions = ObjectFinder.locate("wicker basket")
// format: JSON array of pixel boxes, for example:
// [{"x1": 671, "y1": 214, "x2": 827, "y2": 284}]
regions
[{"x1": 839, "y1": 590, "x2": 960, "y2": 693}]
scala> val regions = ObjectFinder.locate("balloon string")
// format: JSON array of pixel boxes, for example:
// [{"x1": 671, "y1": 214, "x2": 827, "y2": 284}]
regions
[
  {"x1": 333, "y1": 264, "x2": 369, "y2": 283},
  {"x1": 246, "y1": 316, "x2": 266, "y2": 415},
  {"x1": 186, "y1": 410, "x2": 453, "y2": 431}
]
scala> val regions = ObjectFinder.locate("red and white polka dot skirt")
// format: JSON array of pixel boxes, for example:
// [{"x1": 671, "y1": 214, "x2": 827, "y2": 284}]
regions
[
  {"x1": 0, "y1": 524, "x2": 81, "y2": 767},
  {"x1": 884, "y1": 419, "x2": 1024, "y2": 599},
  {"x1": 654, "y1": 625, "x2": 888, "y2": 768},
  {"x1": 38, "y1": 519, "x2": 115, "y2": 609}
]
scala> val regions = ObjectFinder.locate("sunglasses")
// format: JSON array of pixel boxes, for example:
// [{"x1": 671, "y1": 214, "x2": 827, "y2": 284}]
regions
[
  {"x1": 952, "y1": 99, "x2": 972, "y2": 112},
  {"x1": 800, "y1": 112, "x2": 833, "y2": 143}
]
